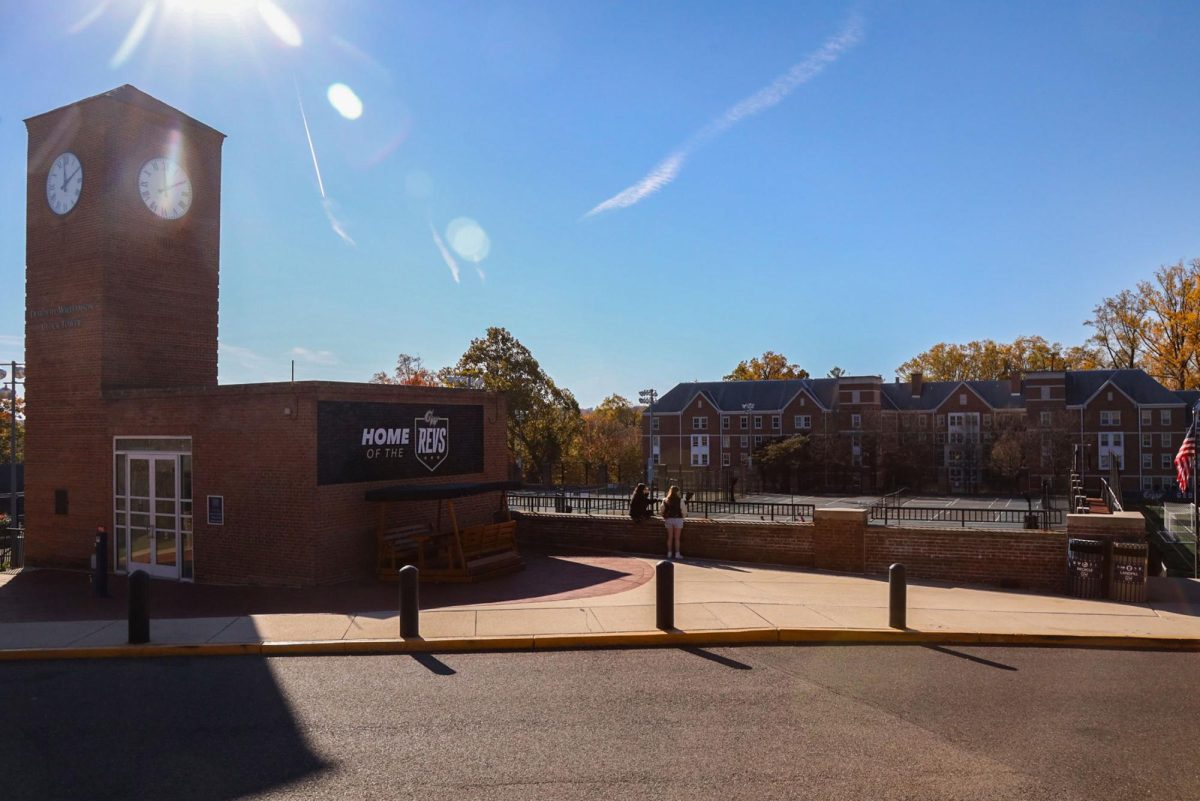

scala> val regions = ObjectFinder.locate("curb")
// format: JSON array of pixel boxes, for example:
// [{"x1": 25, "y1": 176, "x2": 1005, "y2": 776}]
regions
[{"x1": 2, "y1": 627, "x2": 1199, "y2": 662}]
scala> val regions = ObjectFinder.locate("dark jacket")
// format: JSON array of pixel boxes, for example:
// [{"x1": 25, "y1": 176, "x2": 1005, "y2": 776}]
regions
[{"x1": 629, "y1": 491, "x2": 651, "y2": 520}]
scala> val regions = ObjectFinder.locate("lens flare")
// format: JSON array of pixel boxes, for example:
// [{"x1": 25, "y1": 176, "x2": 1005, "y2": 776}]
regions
[
  {"x1": 446, "y1": 217, "x2": 491, "y2": 263},
  {"x1": 257, "y1": 0, "x2": 301, "y2": 47},
  {"x1": 327, "y1": 83, "x2": 363, "y2": 120}
]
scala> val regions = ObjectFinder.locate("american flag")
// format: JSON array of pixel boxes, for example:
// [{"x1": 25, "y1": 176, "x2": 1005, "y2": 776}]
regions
[{"x1": 1175, "y1": 423, "x2": 1196, "y2": 493}]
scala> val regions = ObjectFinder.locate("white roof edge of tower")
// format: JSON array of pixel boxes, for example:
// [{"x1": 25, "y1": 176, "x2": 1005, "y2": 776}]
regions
[{"x1": 24, "y1": 84, "x2": 226, "y2": 139}]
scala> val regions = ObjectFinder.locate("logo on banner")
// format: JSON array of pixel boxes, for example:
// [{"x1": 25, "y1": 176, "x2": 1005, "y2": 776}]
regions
[{"x1": 414, "y1": 410, "x2": 449, "y2": 471}]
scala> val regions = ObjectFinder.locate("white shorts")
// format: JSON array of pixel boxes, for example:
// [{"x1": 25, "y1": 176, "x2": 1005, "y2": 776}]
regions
[{"x1": 664, "y1": 518, "x2": 684, "y2": 528}]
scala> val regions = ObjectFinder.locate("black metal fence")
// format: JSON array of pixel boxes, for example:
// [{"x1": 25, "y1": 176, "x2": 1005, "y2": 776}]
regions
[
  {"x1": 867, "y1": 504, "x2": 1064, "y2": 528},
  {"x1": 1, "y1": 526, "x2": 23, "y2": 571},
  {"x1": 508, "y1": 493, "x2": 815, "y2": 522}
]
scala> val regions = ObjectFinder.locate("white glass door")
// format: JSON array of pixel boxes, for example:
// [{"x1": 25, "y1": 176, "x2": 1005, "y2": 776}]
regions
[{"x1": 124, "y1": 454, "x2": 180, "y2": 579}]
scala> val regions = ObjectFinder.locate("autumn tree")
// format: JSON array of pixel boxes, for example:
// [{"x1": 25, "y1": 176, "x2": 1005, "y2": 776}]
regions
[
  {"x1": 571, "y1": 395, "x2": 642, "y2": 485},
  {"x1": 724, "y1": 351, "x2": 809, "y2": 381},
  {"x1": 1136, "y1": 260, "x2": 1200, "y2": 390},
  {"x1": 446, "y1": 327, "x2": 581, "y2": 483},
  {"x1": 827, "y1": 366, "x2": 846, "y2": 378},
  {"x1": 897, "y1": 336, "x2": 1094, "y2": 381},
  {"x1": 1085, "y1": 289, "x2": 1148, "y2": 369},
  {"x1": 0, "y1": 395, "x2": 24, "y2": 463},
  {"x1": 370, "y1": 353, "x2": 440, "y2": 386},
  {"x1": 987, "y1": 430, "x2": 1025, "y2": 493}
]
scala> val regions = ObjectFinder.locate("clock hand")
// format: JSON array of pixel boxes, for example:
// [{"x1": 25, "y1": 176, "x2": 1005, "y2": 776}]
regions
[{"x1": 62, "y1": 166, "x2": 81, "y2": 191}]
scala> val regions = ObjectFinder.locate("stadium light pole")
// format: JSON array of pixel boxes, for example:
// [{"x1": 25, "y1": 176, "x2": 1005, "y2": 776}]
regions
[{"x1": 639, "y1": 388, "x2": 657, "y2": 489}]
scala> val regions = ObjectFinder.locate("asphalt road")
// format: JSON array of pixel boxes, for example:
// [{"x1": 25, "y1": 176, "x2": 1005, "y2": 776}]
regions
[{"x1": 3, "y1": 645, "x2": 1198, "y2": 800}]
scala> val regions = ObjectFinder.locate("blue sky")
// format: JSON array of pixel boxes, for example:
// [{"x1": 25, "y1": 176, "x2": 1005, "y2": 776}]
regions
[{"x1": 1, "y1": 0, "x2": 1197, "y2": 406}]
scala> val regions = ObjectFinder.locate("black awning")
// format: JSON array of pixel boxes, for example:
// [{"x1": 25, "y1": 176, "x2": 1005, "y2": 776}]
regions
[{"x1": 364, "y1": 480, "x2": 522, "y2": 503}]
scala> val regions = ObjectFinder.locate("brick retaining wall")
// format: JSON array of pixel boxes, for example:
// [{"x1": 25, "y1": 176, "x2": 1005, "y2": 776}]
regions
[{"x1": 516, "y1": 508, "x2": 1075, "y2": 593}]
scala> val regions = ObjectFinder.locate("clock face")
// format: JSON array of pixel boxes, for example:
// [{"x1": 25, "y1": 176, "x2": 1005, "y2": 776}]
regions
[
  {"x1": 138, "y1": 157, "x2": 193, "y2": 220},
  {"x1": 46, "y1": 151, "x2": 83, "y2": 215}
]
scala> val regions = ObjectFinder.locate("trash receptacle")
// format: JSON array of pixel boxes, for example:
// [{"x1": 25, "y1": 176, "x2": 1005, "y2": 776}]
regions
[
  {"x1": 1067, "y1": 538, "x2": 1104, "y2": 598},
  {"x1": 1109, "y1": 541, "x2": 1148, "y2": 603}
]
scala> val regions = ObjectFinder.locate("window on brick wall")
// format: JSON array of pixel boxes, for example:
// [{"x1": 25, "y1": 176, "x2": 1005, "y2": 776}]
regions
[
  {"x1": 721, "y1": 416, "x2": 729, "y2": 430},
  {"x1": 1141, "y1": 410, "x2": 1151, "y2": 426},
  {"x1": 959, "y1": 393, "x2": 967, "y2": 405},
  {"x1": 794, "y1": 415, "x2": 811, "y2": 429},
  {"x1": 754, "y1": 415, "x2": 763, "y2": 430},
  {"x1": 1100, "y1": 411, "x2": 1120, "y2": 426},
  {"x1": 1142, "y1": 433, "x2": 1151, "y2": 448},
  {"x1": 771, "y1": 415, "x2": 780, "y2": 430},
  {"x1": 754, "y1": 435, "x2": 763, "y2": 445},
  {"x1": 1162, "y1": 454, "x2": 1171, "y2": 470},
  {"x1": 1162, "y1": 433, "x2": 1171, "y2": 448},
  {"x1": 1143, "y1": 453, "x2": 1152, "y2": 469},
  {"x1": 936, "y1": 432, "x2": 945, "y2": 444},
  {"x1": 1162, "y1": 409, "x2": 1172, "y2": 426},
  {"x1": 722, "y1": 453, "x2": 730, "y2": 467},
  {"x1": 721, "y1": 435, "x2": 730, "y2": 448},
  {"x1": 741, "y1": 415, "x2": 748, "y2": 430},
  {"x1": 740, "y1": 436, "x2": 748, "y2": 448},
  {"x1": 1040, "y1": 411, "x2": 1051, "y2": 427},
  {"x1": 851, "y1": 414, "x2": 862, "y2": 429},
  {"x1": 936, "y1": 414, "x2": 945, "y2": 427},
  {"x1": 693, "y1": 416, "x2": 708, "y2": 430},
  {"x1": 652, "y1": 417, "x2": 660, "y2": 431}
]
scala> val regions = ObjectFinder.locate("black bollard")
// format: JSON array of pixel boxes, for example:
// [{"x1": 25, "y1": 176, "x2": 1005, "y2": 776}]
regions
[
  {"x1": 888, "y1": 563, "x2": 906, "y2": 630},
  {"x1": 656, "y1": 559, "x2": 674, "y2": 630},
  {"x1": 128, "y1": 570, "x2": 150, "y2": 644},
  {"x1": 93, "y1": 525, "x2": 109, "y2": 598},
  {"x1": 399, "y1": 565, "x2": 420, "y2": 638}
]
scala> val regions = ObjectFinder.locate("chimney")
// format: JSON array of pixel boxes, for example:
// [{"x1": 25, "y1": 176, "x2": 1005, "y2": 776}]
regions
[
  {"x1": 910, "y1": 372, "x2": 922, "y2": 398},
  {"x1": 1010, "y1": 372, "x2": 1022, "y2": 396}
]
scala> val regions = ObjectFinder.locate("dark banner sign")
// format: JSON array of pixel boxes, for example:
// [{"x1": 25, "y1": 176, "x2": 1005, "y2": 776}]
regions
[{"x1": 317, "y1": 401, "x2": 485, "y2": 485}]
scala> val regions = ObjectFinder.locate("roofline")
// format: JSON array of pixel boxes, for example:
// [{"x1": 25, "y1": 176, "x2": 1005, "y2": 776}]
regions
[{"x1": 24, "y1": 84, "x2": 226, "y2": 139}]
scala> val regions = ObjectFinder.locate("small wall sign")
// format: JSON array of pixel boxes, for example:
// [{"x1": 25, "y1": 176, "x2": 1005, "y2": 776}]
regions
[{"x1": 207, "y1": 495, "x2": 224, "y2": 526}]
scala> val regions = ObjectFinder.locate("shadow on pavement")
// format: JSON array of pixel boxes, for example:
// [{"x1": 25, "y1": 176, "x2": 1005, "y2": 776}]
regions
[
  {"x1": 1, "y1": 656, "x2": 327, "y2": 801},
  {"x1": 0, "y1": 549, "x2": 654, "y2": 623}
]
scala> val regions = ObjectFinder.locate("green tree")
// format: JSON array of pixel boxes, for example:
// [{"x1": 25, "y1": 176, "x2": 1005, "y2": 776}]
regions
[
  {"x1": 370, "y1": 353, "x2": 440, "y2": 386},
  {"x1": 826, "y1": 366, "x2": 845, "y2": 378},
  {"x1": 446, "y1": 327, "x2": 581, "y2": 483},
  {"x1": 724, "y1": 351, "x2": 809, "y2": 380}
]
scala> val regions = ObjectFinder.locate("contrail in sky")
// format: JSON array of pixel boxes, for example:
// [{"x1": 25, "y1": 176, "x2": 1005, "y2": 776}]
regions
[
  {"x1": 584, "y1": 14, "x2": 864, "y2": 218},
  {"x1": 296, "y1": 82, "x2": 356, "y2": 245},
  {"x1": 430, "y1": 223, "x2": 461, "y2": 283}
]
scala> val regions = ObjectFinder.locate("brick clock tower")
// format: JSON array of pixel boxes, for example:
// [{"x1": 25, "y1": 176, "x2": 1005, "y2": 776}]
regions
[{"x1": 23, "y1": 86, "x2": 224, "y2": 566}]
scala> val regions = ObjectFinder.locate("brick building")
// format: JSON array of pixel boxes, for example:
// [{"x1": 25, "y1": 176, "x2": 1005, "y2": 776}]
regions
[
  {"x1": 23, "y1": 86, "x2": 510, "y2": 585},
  {"x1": 645, "y1": 371, "x2": 1197, "y2": 496}
]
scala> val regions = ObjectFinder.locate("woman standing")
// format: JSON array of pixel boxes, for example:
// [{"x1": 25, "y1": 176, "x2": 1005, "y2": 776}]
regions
[{"x1": 660, "y1": 485, "x2": 685, "y2": 559}]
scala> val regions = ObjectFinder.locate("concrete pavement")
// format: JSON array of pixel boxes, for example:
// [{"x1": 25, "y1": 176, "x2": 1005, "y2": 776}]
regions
[{"x1": 2, "y1": 555, "x2": 1199, "y2": 659}]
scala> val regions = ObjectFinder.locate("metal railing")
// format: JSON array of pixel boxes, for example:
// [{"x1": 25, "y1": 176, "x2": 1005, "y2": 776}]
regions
[
  {"x1": 1100, "y1": 478, "x2": 1123, "y2": 513},
  {"x1": 1, "y1": 526, "x2": 23, "y2": 570},
  {"x1": 867, "y1": 505, "x2": 1064, "y2": 528},
  {"x1": 508, "y1": 493, "x2": 815, "y2": 522}
]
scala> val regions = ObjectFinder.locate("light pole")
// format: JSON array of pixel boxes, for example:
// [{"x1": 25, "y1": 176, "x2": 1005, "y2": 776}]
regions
[
  {"x1": 639, "y1": 388, "x2": 657, "y2": 488},
  {"x1": 0, "y1": 362, "x2": 24, "y2": 525},
  {"x1": 742, "y1": 402, "x2": 755, "y2": 490}
]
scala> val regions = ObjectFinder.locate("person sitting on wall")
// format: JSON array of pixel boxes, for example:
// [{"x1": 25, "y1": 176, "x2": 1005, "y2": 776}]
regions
[{"x1": 629, "y1": 483, "x2": 652, "y2": 521}]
